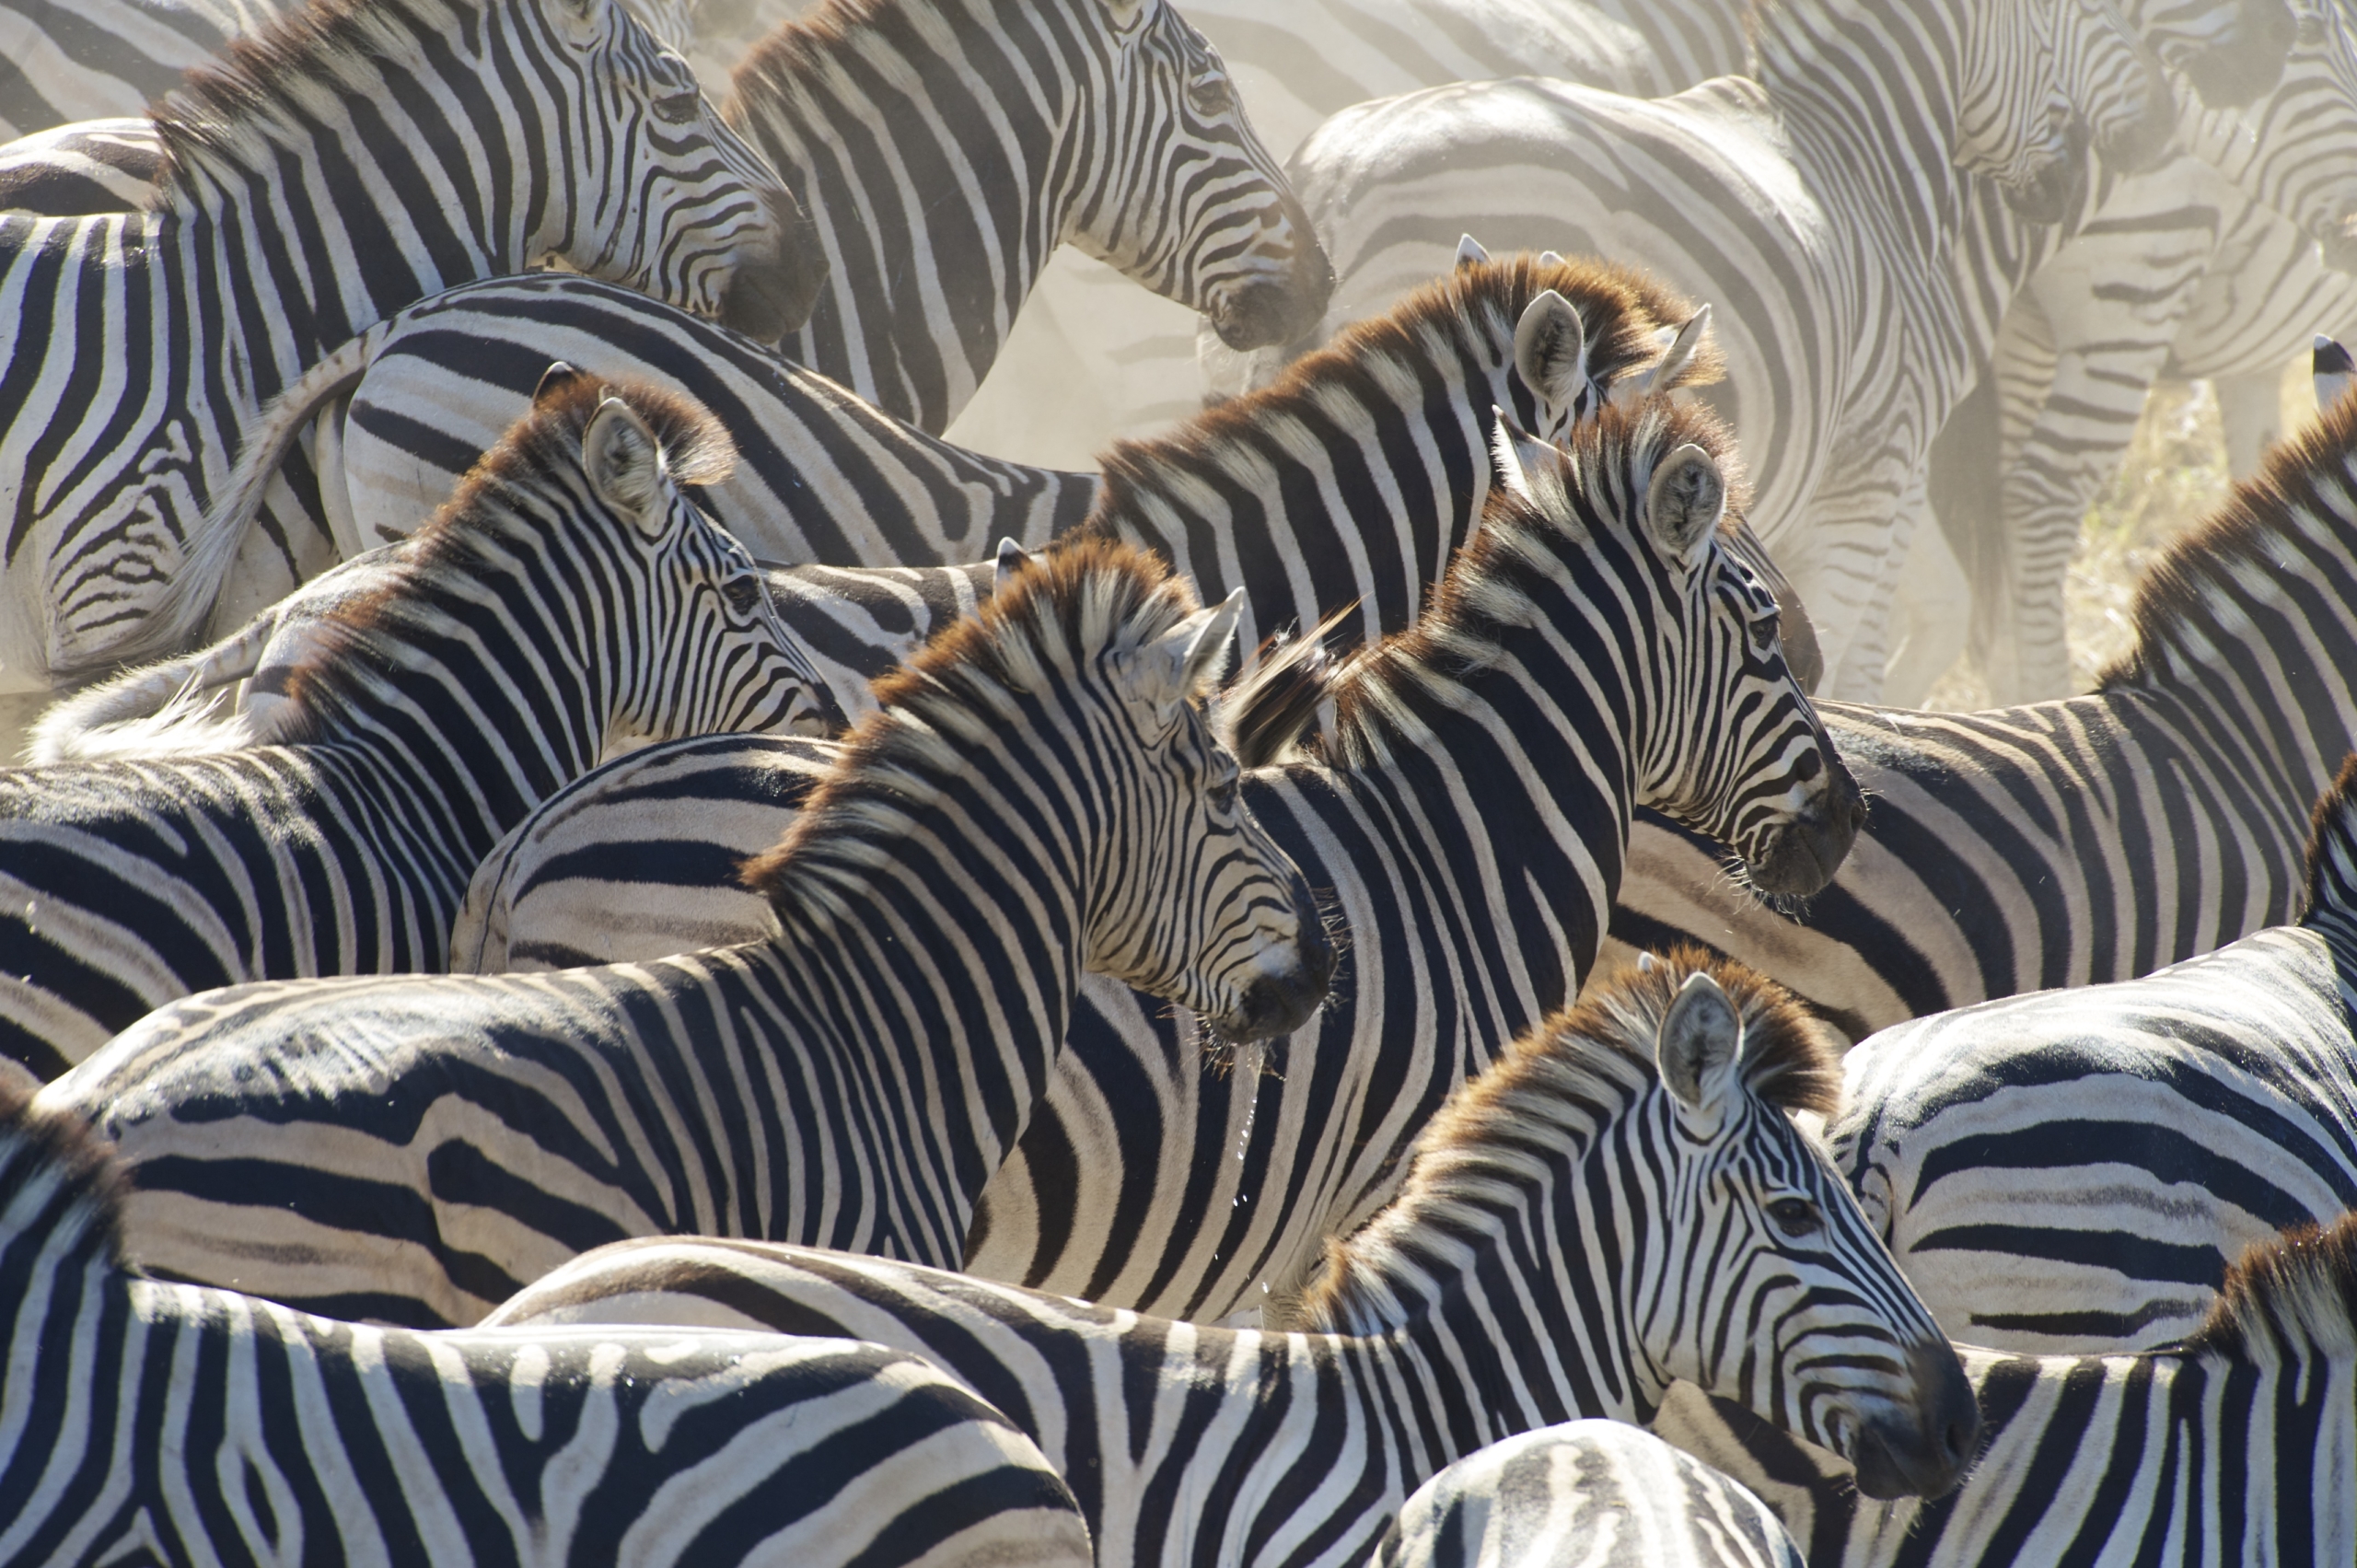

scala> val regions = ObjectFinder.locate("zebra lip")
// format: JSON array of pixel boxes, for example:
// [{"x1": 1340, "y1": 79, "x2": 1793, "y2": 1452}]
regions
[
  {"x1": 1846, "y1": 1340, "x2": 1983, "y2": 1501},
  {"x1": 1208, "y1": 251, "x2": 1336, "y2": 352},
  {"x1": 1741, "y1": 784, "x2": 1864, "y2": 898}
]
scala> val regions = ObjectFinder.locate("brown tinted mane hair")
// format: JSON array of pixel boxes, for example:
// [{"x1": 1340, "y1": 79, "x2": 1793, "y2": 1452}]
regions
[
  {"x1": 2300, "y1": 754, "x2": 2357, "y2": 920},
  {"x1": 1320, "y1": 396, "x2": 1743, "y2": 762},
  {"x1": 147, "y1": 0, "x2": 453, "y2": 208},
  {"x1": 270, "y1": 376, "x2": 732, "y2": 726},
  {"x1": 0, "y1": 1073, "x2": 128, "y2": 1270},
  {"x1": 2099, "y1": 386, "x2": 2357, "y2": 691},
  {"x1": 1295, "y1": 949, "x2": 1838, "y2": 1328},
  {"x1": 1090, "y1": 253, "x2": 1718, "y2": 516},
  {"x1": 726, "y1": 0, "x2": 891, "y2": 108},
  {"x1": 2183, "y1": 1210, "x2": 2357, "y2": 1363},
  {"x1": 737, "y1": 537, "x2": 1198, "y2": 923}
]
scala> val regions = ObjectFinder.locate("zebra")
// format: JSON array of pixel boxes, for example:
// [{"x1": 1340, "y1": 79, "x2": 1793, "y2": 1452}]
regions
[
  {"x1": 1371, "y1": 1422, "x2": 1803, "y2": 1568},
  {"x1": 0, "y1": 371, "x2": 836, "y2": 1079},
  {"x1": 479, "y1": 954, "x2": 1983, "y2": 1568},
  {"x1": 1649, "y1": 1210, "x2": 2357, "y2": 1567},
  {"x1": 1817, "y1": 751, "x2": 2357, "y2": 1356},
  {"x1": 0, "y1": 0, "x2": 819, "y2": 697},
  {"x1": 0, "y1": 0, "x2": 275, "y2": 140},
  {"x1": 1909, "y1": 0, "x2": 2357, "y2": 703},
  {"x1": 1605, "y1": 337, "x2": 2357, "y2": 1045},
  {"x1": 40, "y1": 536, "x2": 1332, "y2": 1327},
  {"x1": 163, "y1": 250, "x2": 1730, "y2": 679},
  {"x1": 359, "y1": 397, "x2": 1859, "y2": 1325},
  {"x1": 1252, "y1": 0, "x2": 2192, "y2": 699},
  {"x1": 0, "y1": 1076, "x2": 1099, "y2": 1568}
]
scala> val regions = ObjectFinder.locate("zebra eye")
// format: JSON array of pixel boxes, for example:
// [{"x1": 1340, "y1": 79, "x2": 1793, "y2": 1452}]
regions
[
  {"x1": 1749, "y1": 610, "x2": 1780, "y2": 654},
  {"x1": 1187, "y1": 70, "x2": 1229, "y2": 115},
  {"x1": 1206, "y1": 757, "x2": 1240, "y2": 812},
  {"x1": 724, "y1": 575, "x2": 763, "y2": 616},
  {"x1": 652, "y1": 89, "x2": 702, "y2": 125},
  {"x1": 1766, "y1": 1196, "x2": 1822, "y2": 1238}
]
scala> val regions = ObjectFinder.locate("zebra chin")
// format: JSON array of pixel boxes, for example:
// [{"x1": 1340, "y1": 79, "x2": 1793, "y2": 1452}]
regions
[
  {"x1": 1838, "y1": 1339, "x2": 1984, "y2": 1501},
  {"x1": 1736, "y1": 767, "x2": 1868, "y2": 898},
  {"x1": 715, "y1": 192, "x2": 830, "y2": 342},
  {"x1": 1205, "y1": 904, "x2": 1338, "y2": 1043}
]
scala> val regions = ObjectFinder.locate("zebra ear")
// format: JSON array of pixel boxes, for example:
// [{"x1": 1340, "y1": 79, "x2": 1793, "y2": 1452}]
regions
[
  {"x1": 1643, "y1": 443, "x2": 1724, "y2": 567},
  {"x1": 1514, "y1": 290, "x2": 1588, "y2": 413},
  {"x1": 2316, "y1": 333, "x2": 2353, "y2": 412},
  {"x1": 582, "y1": 397, "x2": 672, "y2": 539},
  {"x1": 1538, "y1": 249, "x2": 1565, "y2": 269},
  {"x1": 1489, "y1": 405, "x2": 1562, "y2": 505},
  {"x1": 1656, "y1": 970, "x2": 1744, "y2": 1117},
  {"x1": 1456, "y1": 234, "x2": 1492, "y2": 272},
  {"x1": 1620, "y1": 304, "x2": 1712, "y2": 403},
  {"x1": 534, "y1": 362, "x2": 586, "y2": 407},
  {"x1": 1118, "y1": 589, "x2": 1244, "y2": 729},
  {"x1": 993, "y1": 538, "x2": 1036, "y2": 592}
]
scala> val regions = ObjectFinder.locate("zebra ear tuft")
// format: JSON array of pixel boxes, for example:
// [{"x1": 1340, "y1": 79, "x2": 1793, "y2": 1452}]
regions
[
  {"x1": 583, "y1": 397, "x2": 671, "y2": 538},
  {"x1": 1514, "y1": 290, "x2": 1588, "y2": 414},
  {"x1": 1656, "y1": 970, "x2": 1743, "y2": 1114},
  {"x1": 534, "y1": 362, "x2": 586, "y2": 408},
  {"x1": 1643, "y1": 443, "x2": 1724, "y2": 567},
  {"x1": 2316, "y1": 333, "x2": 2353, "y2": 412},
  {"x1": 993, "y1": 538, "x2": 1036, "y2": 593},
  {"x1": 1119, "y1": 590, "x2": 1243, "y2": 729},
  {"x1": 1456, "y1": 234, "x2": 1492, "y2": 272}
]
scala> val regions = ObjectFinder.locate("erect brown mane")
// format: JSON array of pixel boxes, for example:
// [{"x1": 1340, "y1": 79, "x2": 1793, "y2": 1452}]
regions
[
  {"x1": 2100, "y1": 384, "x2": 2357, "y2": 691},
  {"x1": 0, "y1": 1071, "x2": 128, "y2": 1269},
  {"x1": 2300, "y1": 753, "x2": 2357, "y2": 921},
  {"x1": 2184, "y1": 1209, "x2": 2357, "y2": 1363},
  {"x1": 269, "y1": 374, "x2": 733, "y2": 721},
  {"x1": 726, "y1": 0, "x2": 892, "y2": 109},
  {"x1": 737, "y1": 535, "x2": 1198, "y2": 908},
  {"x1": 1320, "y1": 396, "x2": 1745, "y2": 759}
]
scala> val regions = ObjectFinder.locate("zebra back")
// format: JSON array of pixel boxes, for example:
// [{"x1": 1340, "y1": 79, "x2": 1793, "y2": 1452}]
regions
[
  {"x1": 486, "y1": 953, "x2": 1976, "y2": 1564},
  {"x1": 0, "y1": 1077, "x2": 1097, "y2": 1568},
  {"x1": 727, "y1": 0, "x2": 1330, "y2": 433},
  {"x1": 1652, "y1": 1212, "x2": 2357, "y2": 1567}
]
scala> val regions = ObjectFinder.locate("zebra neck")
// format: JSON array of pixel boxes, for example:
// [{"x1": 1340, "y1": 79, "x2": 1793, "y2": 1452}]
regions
[{"x1": 739, "y1": 0, "x2": 1084, "y2": 430}]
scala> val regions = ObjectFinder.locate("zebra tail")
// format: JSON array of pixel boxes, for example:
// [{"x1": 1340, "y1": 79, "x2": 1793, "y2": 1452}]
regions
[
  {"x1": 26, "y1": 636, "x2": 267, "y2": 763},
  {"x1": 68, "y1": 324, "x2": 391, "y2": 677}
]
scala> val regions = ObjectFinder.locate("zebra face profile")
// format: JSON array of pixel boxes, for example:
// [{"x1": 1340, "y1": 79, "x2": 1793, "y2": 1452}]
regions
[
  {"x1": 1069, "y1": 0, "x2": 1332, "y2": 352},
  {"x1": 1494, "y1": 408, "x2": 1862, "y2": 897},
  {"x1": 2187, "y1": 1, "x2": 2357, "y2": 272},
  {"x1": 2154, "y1": 0, "x2": 2299, "y2": 107},
  {"x1": 528, "y1": 366, "x2": 840, "y2": 741},
  {"x1": 1953, "y1": 0, "x2": 2174, "y2": 222},
  {"x1": 542, "y1": 0, "x2": 823, "y2": 336},
  {"x1": 1605, "y1": 962, "x2": 1979, "y2": 1502}
]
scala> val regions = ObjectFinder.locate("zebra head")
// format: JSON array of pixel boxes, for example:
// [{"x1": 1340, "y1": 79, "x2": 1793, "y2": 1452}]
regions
[
  {"x1": 1064, "y1": 0, "x2": 1332, "y2": 353},
  {"x1": 1954, "y1": 0, "x2": 2175, "y2": 222},
  {"x1": 2183, "y1": 1, "x2": 2357, "y2": 273},
  {"x1": 538, "y1": 0, "x2": 824, "y2": 337},
  {"x1": 1491, "y1": 405, "x2": 1862, "y2": 898},
  {"x1": 531, "y1": 366, "x2": 841, "y2": 743},
  {"x1": 2137, "y1": 0, "x2": 2297, "y2": 106}
]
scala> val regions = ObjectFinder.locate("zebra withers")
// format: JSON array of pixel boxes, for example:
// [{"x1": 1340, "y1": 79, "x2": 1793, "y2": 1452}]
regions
[
  {"x1": 1821, "y1": 752, "x2": 2357, "y2": 1355},
  {"x1": 484, "y1": 956, "x2": 1980, "y2": 1568},
  {"x1": 1372, "y1": 1422, "x2": 1803, "y2": 1568},
  {"x1": 0, "y1": 372, "x2": 834, "y2": 1078},
  {"x1": 1654, "y1": 1212, "x2": 2357, "y2": 1566},
  {"x1": 0, "y1": 0, "x2": 817, "y2": 687},
  {"x1": 0, "y1": 1077, "x2": 1098, "y2": 1568},
  {"x1": 41, "y1": 538, "x2": 1330, "y2": 1326}
]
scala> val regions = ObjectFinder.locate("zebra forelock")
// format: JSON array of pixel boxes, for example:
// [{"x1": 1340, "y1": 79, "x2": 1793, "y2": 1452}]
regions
[{"x1": 2185, "y1": 1210, "x2": 2357, "y2": 1363}]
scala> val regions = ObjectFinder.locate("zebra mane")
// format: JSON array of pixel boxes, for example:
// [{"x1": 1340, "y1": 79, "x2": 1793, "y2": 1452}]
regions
[
  {"x1": 737, "y1": 537, "x2": 1206, "y2": 933},
  {"x1": 146, "y1": 0, "x2": 475, "y2": 209},
  {"x1": 2101, "y1": 381, "x2": 2357, "y2": 692},
  {"x1": 0, "y1": 1070, "x2": 128, "y2": 1272},
  {"x1": 1295, "y1": 948, "x2": 1839, "y2": 1331},
  {"x1": 1317, "y1": 398, "x2": 1745, "y2": 770},
  {"x1": 2183, "y1": 1211, "x2": 2357, "y2": 1365},
  {"x1": 726, "y1": 0, "x2": 894, "y2": 108},
  {"x1": 2300, "y1": 753, "x2": 2357, "y2": 921},
  {"x1": 1090, "y1": 253, "x2": 1718, "y2": 532},
  {"x1": 1215, "y1": 610, "x2": 1351, "y2": 770}
]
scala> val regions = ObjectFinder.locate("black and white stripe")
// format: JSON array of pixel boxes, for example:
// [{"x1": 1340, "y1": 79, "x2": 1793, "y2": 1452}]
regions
[
  {"x1": 1821, "y1": 752, "x2": 2357, "y2": 1355},
  {"x1": 0, "y1": 1076, "x2": 1098, "y2": 1568},
  {"x1": 44, "y1": 539, "x2": 1329, "y2": 1327},
  {"x1": 1371, "y1": 1421, "x2": 1803, "y2": 1568},
  {"x1": 0, "y1": 375, "x2": 833, "y2": 1079},
  {"x1": 0, "y1": 0, "x2": 814, "y2": 691},
  {"x1": 393, "y1": 398, "x2": 1857, "y2": 1325},
  {"x1": 0, "y1": 0, "x2": 274, "y2": 139},
  {"x1": 1608, "y1": 345, "x2": 2357, "y2": 1045},
  {"x1": 482, "y1": 957, "x2": 1980, "y2": 1566},
  {"x1": 1651, "y1": 1211, "x2": 2357, "y2": 1567}
]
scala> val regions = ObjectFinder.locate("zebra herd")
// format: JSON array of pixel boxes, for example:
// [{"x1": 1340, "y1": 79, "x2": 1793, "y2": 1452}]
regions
[{"x1": 0, "y1": 0, "x2": 2355, "y2": 1562}]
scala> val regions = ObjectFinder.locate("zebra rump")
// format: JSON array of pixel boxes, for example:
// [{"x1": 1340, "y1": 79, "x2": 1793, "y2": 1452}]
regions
[{"x1": 0, "y1": 1074, "x2": 1097, "y2": 1568}]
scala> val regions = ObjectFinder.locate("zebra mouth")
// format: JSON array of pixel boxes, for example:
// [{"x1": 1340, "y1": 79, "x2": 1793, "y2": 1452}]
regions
[
  {"x1": 1209, "y1": 893, "x2": 1338, "y2": 1042},
  {"x1": 1206, "y1": 232, "x2": 1336, "y2": 351},
  {"x1": 718, "y1": 191, "x2": 829, "y2": 342},
  {"x1": 1740, "y1": 762, "x2": 1866, "y2": 898},
  {"x1": 2000, "y1": 128, "x2": 2090, "y2": 227},
  {"x1": 1845, "y1": 1340, "x2": 1983, "y2": 1500}
]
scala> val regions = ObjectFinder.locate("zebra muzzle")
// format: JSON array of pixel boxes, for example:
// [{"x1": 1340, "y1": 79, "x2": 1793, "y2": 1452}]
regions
[
  {"x1": 1741, "y1": 759, "x2": 1866, "y2": 898},
  {"x1": 718, "y1": 191, "x2": 830, "y2": 342},
  {"x1": 1213, "y1": 891, "x2": 1337, "y2": 1043},
  {"x1": 1846, "y1": 1337, "x2": 1983, "y2": 1501}
]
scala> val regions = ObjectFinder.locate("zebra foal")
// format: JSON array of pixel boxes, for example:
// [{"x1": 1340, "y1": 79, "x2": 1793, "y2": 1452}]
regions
[
  {"x1": 486, "y1": 956, "x2": 1980, "y2": 1568},
  {"x1": 1655, "y1": 1212, "x2": 2357, "y2": 1566},
  {"x1": 41, "y1": 538, "x2": 1329, "y2": 1326},
  {"x1": 0, "y1": 1077, "x2": 1097, "y2": 1568},
  {"x1": 0, "y1": 371, "x2": 834, "y2": 1078}
]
